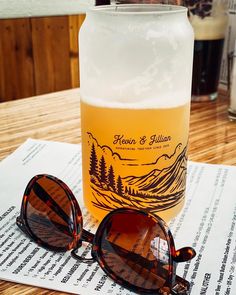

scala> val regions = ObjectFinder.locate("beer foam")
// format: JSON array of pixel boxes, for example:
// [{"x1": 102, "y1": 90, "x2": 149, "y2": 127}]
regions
[
  {"x1": 190, "y1": 15, "x2": 228, "y2": 40},
  {"x1": 80, "y1": 92, "x2": 190, "y2": 109}
]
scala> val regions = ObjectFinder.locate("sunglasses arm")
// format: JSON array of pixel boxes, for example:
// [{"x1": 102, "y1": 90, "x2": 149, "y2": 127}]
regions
[
  {"x1": 169, "y1": 247, "x2": 196, "y2": 294},
  {"x1": 173, "y1": 247, "x2": 196, "y2": 263}
]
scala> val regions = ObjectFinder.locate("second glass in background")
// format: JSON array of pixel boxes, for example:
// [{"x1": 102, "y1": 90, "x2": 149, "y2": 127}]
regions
[
  {"x1": 184, "y1": 0, "x2": 229, "y2": 101},
  {"x1": 95, "y1": 0, "x2": 229, "y2": 102}
]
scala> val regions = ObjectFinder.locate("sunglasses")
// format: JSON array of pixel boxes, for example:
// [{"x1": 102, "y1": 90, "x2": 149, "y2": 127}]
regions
[{"x1": 16, "y1": 174, "x2": 196, "y2": 295}]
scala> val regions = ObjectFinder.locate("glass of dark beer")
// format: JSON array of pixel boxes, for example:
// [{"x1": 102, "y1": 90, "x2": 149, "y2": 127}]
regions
[{"x1": 184, "y1": 0, "x2": 229, "y2": 101}]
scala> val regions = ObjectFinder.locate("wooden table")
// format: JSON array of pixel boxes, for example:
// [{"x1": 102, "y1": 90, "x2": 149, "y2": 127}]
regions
[{"x1": 0, "y1": 88, "x2": 236, "y2": 294}]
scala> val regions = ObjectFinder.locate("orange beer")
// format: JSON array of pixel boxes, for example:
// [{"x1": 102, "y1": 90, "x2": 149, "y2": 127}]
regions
[{"x1": 81, "y1": 99, "x2": 190, "y2": 221}]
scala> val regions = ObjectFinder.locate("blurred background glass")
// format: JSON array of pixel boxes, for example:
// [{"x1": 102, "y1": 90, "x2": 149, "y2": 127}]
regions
[
  {"x1": 184, "y1": 0, "x2": 229, "y2": 101},
  {"x1": 96, "y1": 0, "x2": 229, "y2": 103}
]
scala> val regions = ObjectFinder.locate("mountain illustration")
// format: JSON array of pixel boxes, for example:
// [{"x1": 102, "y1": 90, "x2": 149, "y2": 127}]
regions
[
  {"x1": 123, "y1": 147, "x2": 187, "y2": 196},
  {"x1": 87, "y1": 136, "x2": 187, "y2": 214}
]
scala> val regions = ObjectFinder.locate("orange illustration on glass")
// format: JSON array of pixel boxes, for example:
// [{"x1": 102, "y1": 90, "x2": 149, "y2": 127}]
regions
[{"x1": 81, "y1": 99, "x2": 190, "y2": 222}]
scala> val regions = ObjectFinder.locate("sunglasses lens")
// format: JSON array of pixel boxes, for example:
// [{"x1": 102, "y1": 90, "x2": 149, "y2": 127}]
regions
[
  {"x1": 25, "y1": 176, "x2": 75, "y2": 249},
  {"x1": 99, "y1": 210, "x2": 170, "y2": 291}
]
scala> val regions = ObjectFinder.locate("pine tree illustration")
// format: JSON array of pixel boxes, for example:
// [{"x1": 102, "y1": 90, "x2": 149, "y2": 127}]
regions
[
  {"x1": 117, "y1": 176, "x2": 124, "y2": 196},
  {"x1": 89, "y1": 143, "x2": 98, "y2": 176},
  {"x1": 99, "y1": 155, "x2": 107, "y2": 182},
  {"x1": 108, "y1": 165, "x2": 115, "y2": 190}
]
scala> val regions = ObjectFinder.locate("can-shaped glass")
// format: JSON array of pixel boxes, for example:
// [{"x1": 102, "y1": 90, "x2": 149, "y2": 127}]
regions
[{"x1": 79, "y1": 4, "x2": 194, "y2": 222}]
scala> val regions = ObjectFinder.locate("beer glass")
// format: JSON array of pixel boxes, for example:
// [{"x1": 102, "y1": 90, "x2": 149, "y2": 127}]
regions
[
  {"x1": 184, "y1": 0, "x2": 229, "y2": 101},
  {"x1": 79, "y1": 4, "x2": 194, "y2": 221}
]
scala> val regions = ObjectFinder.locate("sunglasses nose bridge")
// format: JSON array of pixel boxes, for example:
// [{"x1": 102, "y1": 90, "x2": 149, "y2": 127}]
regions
[
  {"x1": 71, "y1": 229, "x2": 94, "y2": 252},
  {"x1": 71, "y1": 229, "x2": 96, "y2": 264},
  {"x1": 81, "y1": 229, "x2": 94, "y2": 243}
]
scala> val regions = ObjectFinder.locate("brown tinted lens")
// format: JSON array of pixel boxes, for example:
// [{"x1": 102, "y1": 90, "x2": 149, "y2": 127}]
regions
[
  {"x1": 99, "y1": 211, "x2": 170, "y2": 291},
  {"x1": 26, "y1": 176, "x2": 74, "y2": 248}
]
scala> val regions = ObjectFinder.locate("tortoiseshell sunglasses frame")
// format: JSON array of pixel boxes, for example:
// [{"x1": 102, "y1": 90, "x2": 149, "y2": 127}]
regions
[{"x1": 16, "y1": 174, "x2": 196, "y2": 295}]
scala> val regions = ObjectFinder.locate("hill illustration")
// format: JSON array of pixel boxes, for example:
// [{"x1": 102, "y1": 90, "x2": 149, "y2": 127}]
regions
[{"x1": 88, "y1": 138, "x2": 187, "y2": 214}]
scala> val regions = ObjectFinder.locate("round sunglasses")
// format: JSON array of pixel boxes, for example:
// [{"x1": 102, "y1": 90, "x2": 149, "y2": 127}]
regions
[{"x1": 16, "y1": 174, "x2": 196, "y2": 294}]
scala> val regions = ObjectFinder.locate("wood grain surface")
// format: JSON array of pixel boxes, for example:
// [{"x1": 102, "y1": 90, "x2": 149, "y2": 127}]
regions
[
  {"x1": 0, "y1": 88, "x2": 236, "y2": 294},
  {"x1": 0, "y1": 19, "x2": 35, "y2": 101},
  {"x1": 0, "y1": 15, "x2": 85, "y2": 102}
]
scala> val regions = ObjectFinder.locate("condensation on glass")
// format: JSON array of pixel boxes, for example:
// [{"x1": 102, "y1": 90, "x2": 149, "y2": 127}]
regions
[{"x1": 79, "y1": 4, "x2": 194, "y2": 222}]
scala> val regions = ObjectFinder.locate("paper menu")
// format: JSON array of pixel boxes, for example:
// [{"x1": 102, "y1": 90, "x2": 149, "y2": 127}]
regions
[
  {"x1": 0, "y1": 138, "x2": 236, "y2": 294},
  {"x1": 0, "y1": 139, "x2": 134, "y2": 295},
  {"x1": 169, "y1": 163, "x2": 236, "y2": 294}
]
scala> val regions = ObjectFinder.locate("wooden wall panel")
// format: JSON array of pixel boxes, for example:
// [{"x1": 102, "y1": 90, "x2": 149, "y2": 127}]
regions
[
  {"x1": 69, "y1": 14, "x2": 85, "y2": 88},
  {"x1": 0, "y1": 19, "x2": 35, "y2": 102},
  {"x1": 0, "y1": 15, "x2": 85, "y2": 102},
  {"x1": 31, "y1": 16, "x2": 72, "y2": 95}
]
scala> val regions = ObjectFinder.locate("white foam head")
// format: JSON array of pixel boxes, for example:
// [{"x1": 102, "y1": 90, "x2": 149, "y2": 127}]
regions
[
  {"x1": 189, "y1": 0, "x2": 228, "y2": 40},
  {"x1": 79, "y1": 4, "x2": 194, "y2": 108},
  {"x1": 190, "y1": 15, "x2": 228, "y2": 40}
]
